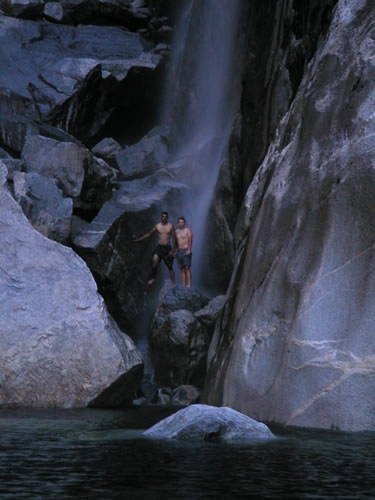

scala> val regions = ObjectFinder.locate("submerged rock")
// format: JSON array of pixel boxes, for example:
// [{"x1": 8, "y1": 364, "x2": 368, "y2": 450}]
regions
[{"x1": 143, "y1": 404, "x2": 275, "y2": 441}]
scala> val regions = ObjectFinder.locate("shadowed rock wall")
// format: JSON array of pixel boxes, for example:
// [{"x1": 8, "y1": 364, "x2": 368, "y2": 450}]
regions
[{"x1": 202, "y1": 0, "x2": 337, "y2": 294}]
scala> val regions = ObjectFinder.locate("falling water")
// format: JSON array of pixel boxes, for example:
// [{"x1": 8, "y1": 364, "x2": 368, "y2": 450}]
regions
[{"x1": 162, "y1": 0, "x2": 243, "y2": 291}]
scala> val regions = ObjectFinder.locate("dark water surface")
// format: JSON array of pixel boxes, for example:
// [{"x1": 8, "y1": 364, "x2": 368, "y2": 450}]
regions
[{"x1": 0, "y1": 407, "x2": 374, "y2": 499}]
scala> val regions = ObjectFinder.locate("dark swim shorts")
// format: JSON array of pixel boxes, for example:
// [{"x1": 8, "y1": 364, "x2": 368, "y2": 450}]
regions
[
  {"x1": 153, "y1": 244, "x2": 174, "y2": 269},
  {"x1": 176, "y1": 248, "x2": 192, "y2": 269}
]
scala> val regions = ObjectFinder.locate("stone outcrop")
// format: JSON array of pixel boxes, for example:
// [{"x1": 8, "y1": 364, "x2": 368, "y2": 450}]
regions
[
  {"x1": 150, "y1": 287, "x2": 217, "y2": 389},
  {"x1": 152, "y1": 308, "x2": 209, "y2": 388},
  {"x1": 202, "y1": 0, "x2": 375, "y2": 432},
  {"x1": 0, "y1": 161, "x2": 143, "y2": 408},
  {"x1": 143, "y1": 404, "x2": 275, "y2": 441}
]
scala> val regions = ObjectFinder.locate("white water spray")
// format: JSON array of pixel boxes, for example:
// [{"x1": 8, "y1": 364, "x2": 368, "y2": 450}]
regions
[{"x1": 162, "y1": 0, "x2": 242, "y2": 291}]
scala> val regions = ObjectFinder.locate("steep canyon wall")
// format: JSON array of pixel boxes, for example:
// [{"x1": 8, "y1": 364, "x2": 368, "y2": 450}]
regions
[{"x1": 203, "y1": 0, "x2": 375, "y2": 432}]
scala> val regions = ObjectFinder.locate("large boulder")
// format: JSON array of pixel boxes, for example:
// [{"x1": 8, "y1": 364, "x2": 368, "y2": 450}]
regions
[
  {"x1": 143, "y1": 404, "x2": 275, "y2": 441},
  {"x1": 203, "y1": 0, "x2": 375, "y2": 432},
  {"x1": 115, "y1": 127, "x2": 170, "y2": 179},
  {"x1": 21, "y1": 134, "x2": 113, "y2": 215},
  {"x1": 0, "y1": 161, "x2": 143, "y2": 408}
]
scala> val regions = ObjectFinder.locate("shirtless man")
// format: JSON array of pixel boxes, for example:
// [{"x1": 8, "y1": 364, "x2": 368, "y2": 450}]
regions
[
  {"x1": 134, "y1": 211, "x2": 176, "y2": 285},
  {"x1": 175, "y1": 217, "x2": 193, "y2": 287}
]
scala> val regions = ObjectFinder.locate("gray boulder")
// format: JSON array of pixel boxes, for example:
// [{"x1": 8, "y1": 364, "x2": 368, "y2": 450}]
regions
[
  {"x1": 21, "y1": 134, "x2": 113, "y2": 211},
  {"x1": 152, "y1": 285, "x2": 210, "y2": 331},
  {"x1": 13, "y1": 171, "x2": 73, "y2": 244},
  {"x1": 115, "y1": 128, "x2": 169, "y2": 179},
  {"x1": 92, "y1": 137, "x2": 122, "y2": 164},
  {"x1": 143, "y1": 404, "x2": 275, "y2": 441},
  {"x1": 0, "y1": 160, "x2": 143, "y2": 407},
  {"x1": 43, "y1": 2, "x2": 64, "y2": 22}
]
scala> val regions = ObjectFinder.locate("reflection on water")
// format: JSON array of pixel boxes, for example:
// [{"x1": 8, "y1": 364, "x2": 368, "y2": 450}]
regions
[{"x1": 0, "y1": 407, "x2": 374, "y2": 499}]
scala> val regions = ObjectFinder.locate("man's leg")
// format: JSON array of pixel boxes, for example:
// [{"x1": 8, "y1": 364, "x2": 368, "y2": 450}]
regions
[
  {"x1": 180, "y1": 268, "x2": 186, "y2": 286},
  {"x1": 169, "y1": 267, "x2": 175, "y2": 285},
  {"x1": 148, "y1": 253, "x2": 160, "y2": 285},
  {"x1": 185, "y1": 265, "x2": 192, "y2": 287}
]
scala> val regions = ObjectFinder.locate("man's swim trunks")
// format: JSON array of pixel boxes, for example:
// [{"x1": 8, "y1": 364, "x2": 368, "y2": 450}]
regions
[
  {"x1": 153, "y1": 244, "x2": 174, "y2": 269},
  {"x1": 176, "y1": 248, "x2": 192, "y2": 269}
]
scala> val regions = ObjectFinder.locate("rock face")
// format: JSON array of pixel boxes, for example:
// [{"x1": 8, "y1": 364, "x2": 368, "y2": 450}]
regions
[
  {"x1": 203, "y1": 0, "x2": 375, "y2": 432},
  {"x1": 0, "y1": 161, "x2": 143, "y2": 407},
  {"x1": 143, "y1": 404, "x2": 275, "y2": 441},
  {"x1": 150, "y1": 287, "x2": 211, "y2": 388}
]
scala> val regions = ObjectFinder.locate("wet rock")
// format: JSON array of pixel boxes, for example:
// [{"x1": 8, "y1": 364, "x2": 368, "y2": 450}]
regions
[
  {"x1": 195, "y1": 294, "x2": 226, "y2": 329},
  {"x1": 152, "y1": 285, "x2": 210, "y2": 331},
  {"x1": 151, "y1": 308, "x2": 210, "y2": 388},
  {"x1": 143, "y1": 404, "x2": 275, "y2": 441},
  {"x1": 115, "y1": 127, "x2": 169, "y2": 180},
  {"x1": 171, "y1": 385, "x2": 200, "y2": 406},
  {"x1": 156, "y1": 386, "x2": 172, "y2": 405}
]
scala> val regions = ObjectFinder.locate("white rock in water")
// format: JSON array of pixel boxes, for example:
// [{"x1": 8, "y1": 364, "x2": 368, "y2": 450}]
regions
[{"x1": 143, "y1": 404, "x2": 275, "y2": 442}]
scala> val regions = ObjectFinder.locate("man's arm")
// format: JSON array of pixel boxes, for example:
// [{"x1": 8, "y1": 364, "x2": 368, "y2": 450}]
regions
[
  {"x1": 187, "y1": 228, "x2": 193, "y2": 254},
  {"x1": 170, "y1": 225, "x2": 177, "y2": 253},
  {"x1": 134, "y1": 226, "x2": 156, "y2": 242}
]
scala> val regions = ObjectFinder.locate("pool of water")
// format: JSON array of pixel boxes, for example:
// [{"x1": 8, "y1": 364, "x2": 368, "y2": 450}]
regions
[{"x1": 0, "y1": 406, "x2": 374, "y2": 499}]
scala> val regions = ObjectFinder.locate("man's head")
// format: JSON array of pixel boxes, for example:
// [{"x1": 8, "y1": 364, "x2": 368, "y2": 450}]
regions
[
  {"x1": 161, "y1": 211, "x2": 168, "y2": 224},
  {"x1": 177, "y1": 217, "x2": 186, "y2": 229}
]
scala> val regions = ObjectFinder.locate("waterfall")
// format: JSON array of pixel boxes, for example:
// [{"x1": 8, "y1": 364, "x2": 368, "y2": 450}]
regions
[{"x1": 162, "y1": 0, "x2": 243, "y2": 292}]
